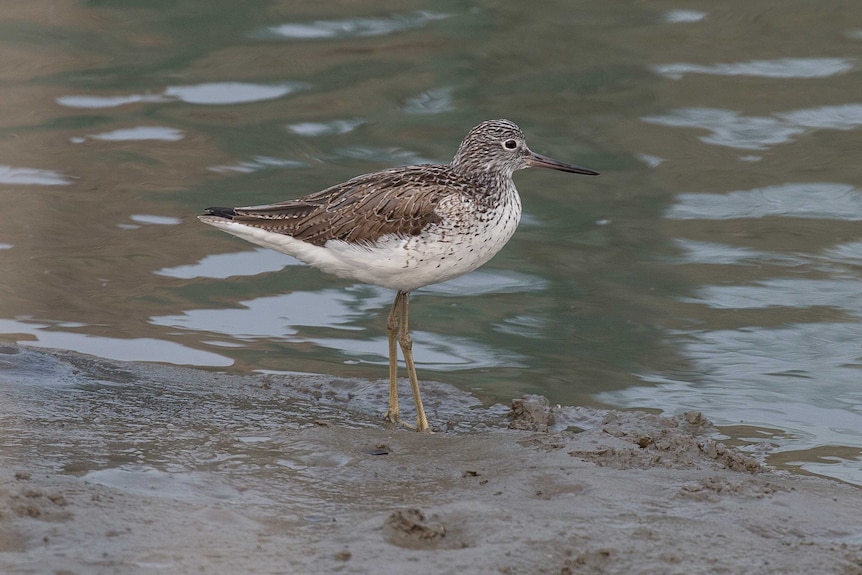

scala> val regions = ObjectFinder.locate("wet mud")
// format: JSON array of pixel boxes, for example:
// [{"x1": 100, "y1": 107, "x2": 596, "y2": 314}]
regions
[{"x1": 2, "y1": 345, "x2": 862, "y2": 574}]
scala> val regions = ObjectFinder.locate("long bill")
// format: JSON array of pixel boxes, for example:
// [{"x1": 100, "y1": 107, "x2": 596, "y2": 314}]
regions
[{"x1": 527, "y1": 152, "x2": 599, "y2": 176}]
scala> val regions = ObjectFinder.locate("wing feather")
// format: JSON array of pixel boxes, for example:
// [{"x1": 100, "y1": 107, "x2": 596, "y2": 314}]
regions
[{"x1": 220, "y1": 165, "x2": 466, "y2": 246}]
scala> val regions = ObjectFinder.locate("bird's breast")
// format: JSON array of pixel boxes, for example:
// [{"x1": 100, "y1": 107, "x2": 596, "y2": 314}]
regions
[{"x1": 399, "y1": 188, "x2": 522, "y2": 277}]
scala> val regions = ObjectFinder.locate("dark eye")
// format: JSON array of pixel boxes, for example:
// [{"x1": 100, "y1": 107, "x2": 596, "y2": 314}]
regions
[{"x1": 503, "y1": 139, "x2": 518, "y2": 150}]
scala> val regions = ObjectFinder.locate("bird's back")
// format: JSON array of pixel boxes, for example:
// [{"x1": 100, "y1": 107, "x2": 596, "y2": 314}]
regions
[{"x1": 205, "y1": 164, "x2": 482, "y2": 246}]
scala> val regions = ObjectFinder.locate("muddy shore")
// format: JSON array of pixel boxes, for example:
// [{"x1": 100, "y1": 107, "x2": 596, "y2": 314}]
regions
[{"x1": 1, "y1": 345, "x2": 861, "y2": 574}]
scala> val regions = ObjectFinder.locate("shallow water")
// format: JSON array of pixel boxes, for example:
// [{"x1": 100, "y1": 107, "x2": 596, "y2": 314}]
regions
[{"x1": 2, "y1": 1, "x2": 862, "y2": 484}]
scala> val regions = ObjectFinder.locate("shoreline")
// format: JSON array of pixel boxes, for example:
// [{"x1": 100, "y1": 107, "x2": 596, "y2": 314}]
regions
[{"x1": 1, "y1": 345, "x2": 861, "y2": 574}]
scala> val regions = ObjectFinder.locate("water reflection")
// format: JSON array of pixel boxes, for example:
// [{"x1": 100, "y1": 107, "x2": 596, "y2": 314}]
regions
[
  {"x1": 330, "y1": 146, "x2": 435, "y2": 166},
  {"x1": 643, "y1": 104, "x2": 862, "y2": 150},
  {"x1": 257, "y1": 11, "x2": 452, "y2": 40},
  {"x1": 208, "y1": 156, "x2": 310, "y2": 174},
  {"x1": 0, "y1": 165, "x2": 72, "y2": 186},
  {"x1": 150, "y1": 288, "x2": 386, "y2": 338},
  {"x1": 150, "y1": 270, "x2": 543, "y2": 371},
  {"x1": 57, "y1": 82, "x2": 307, "y2": 109},
  {"x1": 287, "y1": 119, "x2": 365, "y2": 137},
  {"x1": 2, "y1": 0, "x2": 862, "y2": 485},
  {"x1": 663, "y1": 10, "x2": 708, "y2": 24},
  {"x1": 77, "y1": 126, "x2": 185, "y2": 143},
  {"x1": 0, "y1": 319, "x2": 231, "y2": 366},
  {"x1": 128, "y1": 215, "x2": 183, "y2": 226},
  {"x1": 672, "y1": 239, "x2": 802, "y2": 266},
  {"x1": 655, "y1": 58, "x2": 854, "y2": 80},
  {"x1": 666, "y1": 182, "x2": 862, "y2": 220},
  {"x1": 687, "y1": 279, "x2": 862, "y2": 311},
  {"x1": 157, "y1": 248, "x2": 300, "y2": 280},
  {"x1": 403, "y1": 87, "x2": 456, "y2": 115}
]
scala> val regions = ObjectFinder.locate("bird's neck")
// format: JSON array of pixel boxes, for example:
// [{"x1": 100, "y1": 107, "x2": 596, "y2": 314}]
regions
[
  {"x1": 450, "y1": 161, "x2": 515, "y2": 194},
  {"x1": 448, "y1": 166, "x2": 517, "y2": 209}
]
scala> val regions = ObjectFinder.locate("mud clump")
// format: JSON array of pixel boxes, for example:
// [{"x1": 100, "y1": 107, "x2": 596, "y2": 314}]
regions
[
  {"x1": 383, "y1": 508, "x2": 471, "y2": 550},
  {"x1": 568, "y1": 411, "x2": 762, "y2": 472},
  {"x1": 561, "y1": 548, "x2": 613, "y2": 575},
  {"x1": 6, "y1": 487, "x2": 71, "y2": 522},
  {"x1": 384, "y1": 508, "x2": 444, "y2": 547},
  {"x1": 509, "y1": 394, "x2": 557, "y2": 432},
  {"x1": 678, "y1": 476, "x2": 786, "y2": 502}
]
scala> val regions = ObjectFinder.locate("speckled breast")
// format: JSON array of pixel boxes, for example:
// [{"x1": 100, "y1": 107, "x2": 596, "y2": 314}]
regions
[{"x1": 399, "y1": 187, "x2": 523, "y2": 288}]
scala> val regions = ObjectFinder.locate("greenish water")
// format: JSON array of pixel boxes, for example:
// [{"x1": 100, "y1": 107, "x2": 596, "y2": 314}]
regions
[{"x1": 2, "y1": 1, "x2": 862, "y2": 483}]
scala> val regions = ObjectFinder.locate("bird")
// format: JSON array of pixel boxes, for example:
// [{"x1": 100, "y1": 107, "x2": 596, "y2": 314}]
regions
[{"x1": 199, "y1": 119, "x2": 598, "y2": 431}]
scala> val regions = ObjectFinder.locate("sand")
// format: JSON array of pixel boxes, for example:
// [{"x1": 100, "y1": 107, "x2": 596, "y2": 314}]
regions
[{"x1": 1, "y1": 345, "x2": 861, "y2": 574}]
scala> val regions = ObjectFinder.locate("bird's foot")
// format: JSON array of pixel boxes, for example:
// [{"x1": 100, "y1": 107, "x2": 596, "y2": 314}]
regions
[
  {"x1": 384, "y1": 409, "x2": 400, "y2": 425},
  {"x1": 384, "y1": 411, "x2": 431, "y2": 432}
]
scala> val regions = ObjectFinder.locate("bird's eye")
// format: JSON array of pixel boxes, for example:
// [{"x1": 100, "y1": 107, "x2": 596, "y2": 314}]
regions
[{"x1": 503, "y1": 139, "x2": 518, "y2": 150}]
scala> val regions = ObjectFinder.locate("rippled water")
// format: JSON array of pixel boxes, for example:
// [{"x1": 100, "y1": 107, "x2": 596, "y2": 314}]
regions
[{"x1": 2, "y1": 1, "x2": 862, "y2": 484}]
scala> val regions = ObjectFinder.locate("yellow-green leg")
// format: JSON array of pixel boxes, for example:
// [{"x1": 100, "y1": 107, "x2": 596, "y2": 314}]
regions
[
  {"x1": 396, "y1": 291, "x2": 429, "y2": 432},
  {"x1": 384, "y1": 291, "x2": 430, "y2": 432},
  {"x1": 384, "y1": 293, "x2": 401, "y2": 424}
]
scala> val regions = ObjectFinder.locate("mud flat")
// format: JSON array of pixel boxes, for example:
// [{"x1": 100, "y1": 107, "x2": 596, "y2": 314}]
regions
[{"x1": 1, "y1": 345, "x2": 861, "y2": 574}]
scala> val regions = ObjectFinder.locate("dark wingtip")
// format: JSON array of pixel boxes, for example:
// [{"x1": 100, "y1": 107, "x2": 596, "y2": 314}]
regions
[{"x1": 201, "y1": 206, "x2": 237, "y2": 219}]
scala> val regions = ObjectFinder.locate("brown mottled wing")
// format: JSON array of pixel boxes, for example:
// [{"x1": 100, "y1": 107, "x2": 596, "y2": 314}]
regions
[{"x1": 228, "y1": 165, "x2": 456, "y2": 246}]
